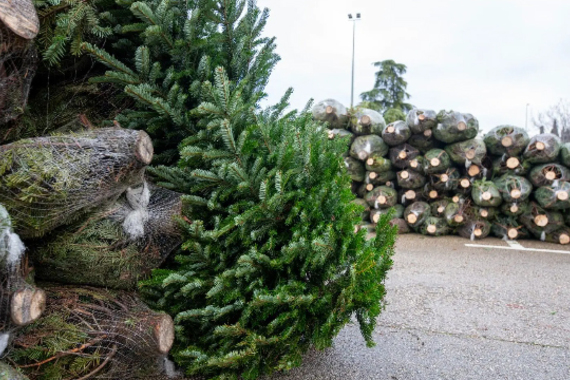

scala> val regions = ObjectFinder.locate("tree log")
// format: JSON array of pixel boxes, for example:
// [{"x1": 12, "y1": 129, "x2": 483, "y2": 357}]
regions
[
  {"x1": 7, "y1": 286, "x2": 175, "y2": 379},
  {"x1": 29, "y1": 183, "x2": 182, "y2": 290},
  {"x1": 0, "y1": 128, "x2": 153, "y2": 238}
]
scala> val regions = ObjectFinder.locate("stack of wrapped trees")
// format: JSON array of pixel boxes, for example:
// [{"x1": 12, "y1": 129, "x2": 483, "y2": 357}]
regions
[
  {"x1": 0, "y1": 128, "x2": 183, "y2": 379},
  {"x1": 315, "y1": 99, "x2": 570, "y2": 245}
]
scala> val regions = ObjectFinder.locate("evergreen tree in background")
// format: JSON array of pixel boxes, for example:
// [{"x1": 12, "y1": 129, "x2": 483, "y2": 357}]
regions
[
  {"x1": 360, "y1": 59, "x2": 413, "y2": 113},
  {"x1": 83, "y1": 0, "x2": 396, "y2": 378},
  {"x1": 383, "y1": 108, "x2": 407, "y2": 124}
]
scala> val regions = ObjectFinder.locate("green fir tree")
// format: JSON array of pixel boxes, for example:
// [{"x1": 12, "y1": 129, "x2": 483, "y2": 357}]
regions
[{"x1": 360, "y1": 59, "x2": 413, "y2": 113}]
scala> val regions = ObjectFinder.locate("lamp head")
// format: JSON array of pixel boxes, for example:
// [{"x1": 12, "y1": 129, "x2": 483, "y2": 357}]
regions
[{"x1": 348, "y1": 14, "x2": 353, "y2": 19}]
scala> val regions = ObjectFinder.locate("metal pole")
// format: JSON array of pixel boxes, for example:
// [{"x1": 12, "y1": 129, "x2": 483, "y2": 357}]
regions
[
  {"x1": 525, "y1": 103, "x2": 530, "y2": 131},
  {"x1": 351, "y1": 20, "x2": 356, "y2": 108}
]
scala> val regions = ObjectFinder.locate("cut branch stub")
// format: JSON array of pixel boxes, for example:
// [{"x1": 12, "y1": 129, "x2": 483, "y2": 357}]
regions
[
  {"x1": 360, "y1": 115, "x2": 371, "y2": 126},
  {"x1": 506, "y1": 157, "x2": 520, "y2": 169},
  {"x1": 367, "y1": 158, "x2": 374, "y2": 166},
  {"x1": 454, "y1": 215, "x2": 464, "y2": 223},
  {"x1": 410, "y1": 159, "x2": 419, "y2": 169},
  {"x1": 10, "y1": 287, "x2": 46, "y2": 326},
  {"x1": 398, "y1": 151, "x2": 407, "y2": 160},
  {"x1": 407, "y1": 214, "x2": 418, "y2": 224},
  {"x1": 326, "y1": 105, "x2": 334, "y2": 114},
  {"x1": 474, "y1": 228, "x2": 483, "y2": 237},
  {"x1": 400, "y1": 171, "x2": 410, "y2": 179},
  {"x1": 427, "y1": 225, "x2": 437, "y2": 234},
  {"x1": 460, "y1": 179, "x2": 471, "y2": 188},
  {"x1": 429, "y1": 190, "x2": 438, "y2": 199},
  {"x1": 424, "y1": 129, "x2": 432, "y2": 137},
  {"x1": 534, "y1": 214, "x2": 548, "y2": 227},
  {"x1": 0, "y1": 0, "x2": 40, "y2": 39},
  {"x1": 536, "y1": 142, "x2": 546, "y2": 151},
  {"x1": 545, "y1": 171, "x2": 557, "y2": 180},
  {"x1": 502, "y1": 136, "x2": 513, "y2": 147},
  {"x1": 511, "y1": 189, "x2": 522, "y2": 199},
  {"x1": 557, "y1": 191, "x2": 569, "y2": 201},
  {"x1": 135, "y1": 130, "x2": 154, "y2": 165},
  {"x1": 377, "y1": 195, "x2": 387, "y2": 205},
  {"x1": 440, "y1": 174, "x2": 449, "y2": 182},
  {"x1": 366, "y1": 184, "x2": 374, "y2": 191},
  {"x1": 373, "y1": 214, "x2": 380, "y2": 223},
  {"x1": 405, "y1": 190, "x2": 416, "y2": 200},
  {"x1": 418, "y1": 114, "x2": 426, "y2": 121},
  {"x1": 560, "y1": 234, "x2": 570, "y2": 245},
  {"x1": 480, "y1": 209, "x2": 489, "y2": 218},
  {"x1": 482, "y1": 192, "x2": 492, "y2": 201},
  {"x1": 369, "y1": 172, "x2": 378, "y2": 180},
  {"x1": 430, "y1": 158, "x2": 441, "y2": 167},
  {"x1": 457, "y1": 122, "x2": 467, "y2": 131},
  {"x1": 508, "y1": 228, "x2": 518, "y2": 239},
  {"x1": 438, "y1": 206, "x2": 445, "y2": 213},
  {"x1": 465, "y1": 149, "x2": 476, "y2": 160},
  {"x1": 327, "y1": 131, "x2": 334, "y2": 139},
  {"x1": 153, "y1": 314, "x2": 175, "y2": 355},
  {"x1": 510, "y1": 205, "x2": 519, "y2": 213},
  {"x1": 386, "y1": 126, "x2": 395, "y2": 134},
  {"x1": 452, "y1": 196, "x2": 461, "y2": 203}
]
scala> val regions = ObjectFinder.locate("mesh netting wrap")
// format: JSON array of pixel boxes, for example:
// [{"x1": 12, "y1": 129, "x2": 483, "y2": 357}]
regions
[
  {"x1": 382, "y1": 121, "x2": 411, "y2": 146},
  {"x1": 351, "y1": 108, "x2": 385, "y2": 136},
  {"x1": 370, "y1": 204, "x2": 404, "y2": 224},
  {"x1": 0, "y1": 0, "x2": 39, "y2": 40},
  {"x1": 494, "y1": 174, "x2": 533, "y2": 203},
  {"x1": 483, "y1": 125, "x2": 530, "y2": 156},
  {"x1": 491, "y1": 216, "x2": 529, "y2": 240},
  {"x1": 433, "y1": 111, "x2": 479, "y2": 143},
  {"x1": 522, "y1": 133, "x2": 561, "y2": 164},
  {"x1": 364, "y1": 186, "x2": 398, "y2": 209},
  {"x1": 389, "y1": 218, "x2": 410, "y2": 234},
  {"x1": 443, "y1": 202, "x2": 467, "y2": 227},
  {"x1": 1, "y1": 360, "x2": 29, "y2": 379},
  {"x1": 349, "y1": 135, "x2": 388, "y2": 162},
  {"x1": 0, "y1": 23, "x2": 37, "y2": 127},
  {"x1": 429, "y1": 167, "x2": 460, "y2": 192},
  {"x1": 445, "y1": 138, "x2": 487, "y2": 167},
  {"x1": 423, "y1": 149, "x2": 451, "y2": 174},
  {"x1": 396, "y1": 169, "x2": 426, "y2": 190},
  {"x1": 28, "y1": 183, "x2": 183, "y2": 290},
  {"x1": 7, "y1": 286, "x2": 175, "y2": 379},
  {"x1": 471, "y1": 180, "x2": 502, "y2": 207},
  {"x1": 327, "y1": 129, "x2": 354, "y2": 147},
  {"x1": 407, "y1": 132, "x2": 439, "y2": 154},
  {"x1": 457, "y1": 176, "x2": 473, "y2": 195},
  {"x1": 406, "y1": 109, "x2": 438, "y2": 134},
  {"x1": 365, "y1": 154, "x2": 392, "y2": 173},
  {"x1": 344, "y1": 157, "x2": 365, "y2": 182},
  {"x1": 1, "y1": 206, "x2": 46, "y2": 358},
  {"x1": 419, "y1": 217, "x2": 450, "y2": 236},
  {"x1": 534, "y1": 181, "x2": 570, "y2": 210},
  {"x1": 519, "y1": 202, "x2": 565, "y2": 240},
  {"x1": 457, "y1": 218, "x2": 491, "y2": 240},
  {"x1": 560, "y1": 143, "x2": 570, "y2": 167},
  {"x1": 467, "y1": 205, "x2": 498, "y2": 222},
  {"x1": 528, "y1": 163, "x2": 570, "y2": 187},
  {"x1": 403, "y1": 201, "x2": 430, "y2": 228},
  {"x1": 389, "y1": 143, "x2": 420, "y2": 169},
  {"x1": 544, "y1": 226, "x2": 570, "y2": 245},
  {"x1": 312, "y1": 99, "x2": 349, "y2": 129},
  {"x1": 352, "y1": 198, "x2": 371, "y2": 222},
  {"x1": 362, "y1": 170, "x2": 396, "y2": 191},
  {"x1": 491, "y1": 156, "x2": 531, "y2": 177},
  {"x1": 500, "y1": 200, "x2": 529, "y2": 218},
  {"x1": 397, "y1": 188, "x2": 426, "y2": 207},
  {"x1": 431, "y1": 199, "x2": 451, "y2": 218},
  {"x1": 0, "y1": 128, "x2": 154, "y2": 238}
]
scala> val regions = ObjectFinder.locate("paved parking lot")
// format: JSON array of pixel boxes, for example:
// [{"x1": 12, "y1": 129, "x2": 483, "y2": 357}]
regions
[{"x1": 268, "y1": 235, "x2": 570, "y2": 380}]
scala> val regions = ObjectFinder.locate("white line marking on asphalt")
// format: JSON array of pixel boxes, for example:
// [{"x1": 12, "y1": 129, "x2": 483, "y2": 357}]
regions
[
  {"x1": 465, "y1": 244, "x2": 570, "y2": 255},
  {"x1": 505, "y1": 240, "x2": 524, "y2": 249}
]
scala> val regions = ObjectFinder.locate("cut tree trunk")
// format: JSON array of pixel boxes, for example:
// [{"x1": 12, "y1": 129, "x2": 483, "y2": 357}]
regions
[
  {"x1": 7, "y1": 286, "x2": 175, "y2": 379},
  {"x1": 0, "y1": 128, "x2": 153, "y2": 238}
]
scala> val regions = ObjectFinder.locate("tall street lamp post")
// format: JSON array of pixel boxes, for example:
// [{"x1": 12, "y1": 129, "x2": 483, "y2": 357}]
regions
[
  {"x1": 526, "y1": 103, "x2": 530, "y2": 131},
  {"x1": 348, "y1": 13, "x2": 361, "y2": 108}
]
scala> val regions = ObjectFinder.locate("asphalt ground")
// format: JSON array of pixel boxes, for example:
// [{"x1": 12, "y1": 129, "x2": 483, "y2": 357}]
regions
[{"x1": 266, "y1": 235, "x2": 570, "y2": 380}]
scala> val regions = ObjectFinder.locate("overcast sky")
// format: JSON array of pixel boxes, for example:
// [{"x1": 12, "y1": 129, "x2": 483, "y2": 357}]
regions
[{"x1": 257, "y1": 0, "x2": 570, "y2": 134}]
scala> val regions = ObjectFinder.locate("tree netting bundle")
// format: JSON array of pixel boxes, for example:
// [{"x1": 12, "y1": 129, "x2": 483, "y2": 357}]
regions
[
  {"x1": 389, "y1": 143, "x2": 420, "y2": 169},
  {"x1": 491, "y1": 156, "x2": 531, "y2": 177},
  {"x1": 431, "y1": 199, "x2": 451, "y2": 218},
  {"x1": 364, "y1": 186, "x2": 398, "y2": 209},
  {"x1": 443, "y1": 202, "x2": 467, "y2": 227},
  {"x1": 522, "y1": 133, "x2": 562, "y2": 164},
  {"x1": 351, "y1": 108, "x2": 386, "y2": 136},
  {"x1": 28, "y1": 183, "x2": 183, "y2": 290},
  {"x1": 382, "y1": 121, "x2": 411, "y2": 146},
  {"x1": 352, "y1": 198, "x2": 371, "y2": 221},
  {"x1": 407, "y1": 132, "x2": 439, "y2": 154},
  {"x1": 519, "y1": 202, "x2": 565, "y2": 240},
  {"x1": 327, "y1": 129, "x2": 354, "y2": 146},
  {"x1": 350, "y1": 135, "x2": 389, "y2": 161},
  {"x1": 344, "y1": 157, "x2": 366, "y2": 182},
  {"x1": 528, "y1": 163, "x2": 570, "y2": 187},
  {"x1": 419, "y1": 217, "x2": 450, "y2": 236},
  {"x1": 365, "y1": 154, "x2": 392, "y2": 173},
  {"x1": 491, "y1": 216, "x2": 529, "y2": 240},
  {"x1": 0, "y1": 361, "x2": 28, "y2": 379},
  {"x1": 312, "y1": 99, "x2": 349, "y2": 129},
  {"x1": 433, "y1": 111, "x2": 479, "y2": 143},
  {"x1": 457, "y1": 218, "x2": 492, "y2": 240},
  {"x1": 397, "y1": 169, "x2": 426, "y2": 189},
  {"x1": 445, "y1": 138, "x2": 487, "y2": 166},
  {"x1": 534, "y1": 181, "x2": 570, "y2": 210},
  {"x1": 370, "y1": 205, "x2": 404, "y2": 224},
  {"x1": 468, "y1": 206, "x2": 498, "y2": 222},
  {"x1": 7, "y1": 286, "x2": 175, "y2": 379},
  {"x1": 362, "y1": 171, "x2": 396, "y2": 190},
  {"x1": 493, "y1": 174, "x2": 533, "y2": 203},
  {"x1": 429, "y1": 167, "x2": 460, "y2": 192},
  {"x1": 500, "y1": 200, "x2": 529, "y2": 217},
  {"x1": 0, "y1": 22, "x2": 37, "y2": 126},
  {"x1": 0, "y1": 128, "x2": 154, "y2": 238},
  {"x1": 423, "y1": 149, "x2": 451, "y2": 174},
  {"x1": 471, "y1": 180, "x2": 502, "y2": 207},
  {"x1": 483, "y1": 125, "x2": 530, "y2": 156},
  {"x1": 423, "y1": 184, "x2": 445, "y2": 201},
  {"x1": 398, "y1": 188, "x2": 425, "y2": 206},
  {"x1": 406, "y1": 109, "x2": 438, "y2": 134},
  {"x1": 404, "y1": 202, "x2": 430, "y2": 228},
  {"x1": 544, "y1": 226, "x2": 570, "y2": 245},
  {"x1": 389, "y1": 218, "x2": 410, "y2": 234},
  {"x1": 407, "y1": 156, "x2": 426, "y2": 174},
  {"x1": 560, "y1": 143, "x2": 570, "y2": 167}
]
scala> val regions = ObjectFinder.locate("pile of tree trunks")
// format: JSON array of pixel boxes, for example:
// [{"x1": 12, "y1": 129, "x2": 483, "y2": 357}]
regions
[
  {"x1": 314, "y1": 99, "x2": 570, "y2": 245},
  {"x1": 0, "y1": 128, "x2": 184, "y2": 378}
]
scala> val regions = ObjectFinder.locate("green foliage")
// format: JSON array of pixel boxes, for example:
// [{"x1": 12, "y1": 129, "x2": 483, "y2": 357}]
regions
[
  {"x1": 138, "y1": 71, "x2": 395, "y2": 379},
  {"x1": 82, "y1": 0, "x2": 279, "y2": 164},
  {"x1": 360, "y1": 60, "x2": 413, "y2": 114},
  {"x1": 383, "y1": 108, "x2": 406, "y2": 124}
]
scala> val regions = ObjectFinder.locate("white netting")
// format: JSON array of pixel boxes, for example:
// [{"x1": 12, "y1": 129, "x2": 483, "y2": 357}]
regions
[{"x1": 0, "y1": 128, "x2": 154, "y2": 238}]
